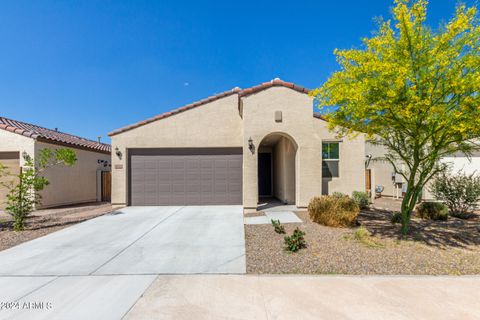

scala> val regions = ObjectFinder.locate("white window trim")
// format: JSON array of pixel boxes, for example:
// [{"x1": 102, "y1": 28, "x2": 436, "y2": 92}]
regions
[{"x1": 322, "y1": 142, "x2": 340, "y2": 178}]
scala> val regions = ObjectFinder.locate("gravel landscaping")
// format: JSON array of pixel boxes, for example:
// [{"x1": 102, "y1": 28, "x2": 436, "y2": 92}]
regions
[
  {"x1": 0, "y1": 202, "x2": 113, "y2": 251},
  {"x1": 246, "y1": 210, "x2": 480, "y2": 275}
]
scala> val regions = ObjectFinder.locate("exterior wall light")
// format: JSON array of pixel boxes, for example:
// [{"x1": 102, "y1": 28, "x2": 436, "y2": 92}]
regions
[
  {"x1": 248, "y1": 137, "x2": 255, "y2": 154},
  {"x1": 115, "y1": 147, "x2": 122, "y2": 159}
]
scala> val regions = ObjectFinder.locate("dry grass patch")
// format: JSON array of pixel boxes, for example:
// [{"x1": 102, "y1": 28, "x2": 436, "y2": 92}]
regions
[{"x1": 344, "y1": 226, "x2": 386, "y2": 248}]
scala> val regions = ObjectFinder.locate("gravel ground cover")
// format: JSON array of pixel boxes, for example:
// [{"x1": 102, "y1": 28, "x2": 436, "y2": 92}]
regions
[
  {"x1": 246, "y1": 210, "x2": 480, "y2": 275},
  {"x1": 0, "y1": 203, "x2": 113, "y2": 251}
]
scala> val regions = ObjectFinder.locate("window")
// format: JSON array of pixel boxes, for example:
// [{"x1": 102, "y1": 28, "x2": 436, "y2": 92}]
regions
[{"x1": 322, "y1": 142, "x2": 339, "y2": 178}]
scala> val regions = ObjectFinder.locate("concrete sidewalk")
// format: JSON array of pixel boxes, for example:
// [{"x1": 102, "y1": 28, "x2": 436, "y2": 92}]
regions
[{"x1": 125, "y1": 275, "x2": 480, "y2": 320}]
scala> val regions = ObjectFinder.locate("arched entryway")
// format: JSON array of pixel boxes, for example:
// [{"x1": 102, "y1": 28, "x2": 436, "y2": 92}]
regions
[{"x1": 257, "y1": 132, "x2": 297, "y2": 205}]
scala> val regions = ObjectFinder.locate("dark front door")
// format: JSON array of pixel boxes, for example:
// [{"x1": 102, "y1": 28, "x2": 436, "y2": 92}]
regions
[{"x1": 258, "y1": 153, "x2": 272, "y2": 197}]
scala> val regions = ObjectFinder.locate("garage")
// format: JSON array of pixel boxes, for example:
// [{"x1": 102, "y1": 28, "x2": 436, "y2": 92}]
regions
[{"x1": 129, "y1": 148, "x2": 242, "y2": 206}]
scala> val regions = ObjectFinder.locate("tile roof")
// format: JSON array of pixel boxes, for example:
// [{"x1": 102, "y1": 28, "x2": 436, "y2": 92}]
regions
[
  {"x1": 109, "y1": 79, "x2": 312, "y2": 137},
  {"x1": 0, "y1": 117, "x2": 111, "y2": 154},
  {"x1": 238, "y1": 78, "x2": 310, "y2": 97}
]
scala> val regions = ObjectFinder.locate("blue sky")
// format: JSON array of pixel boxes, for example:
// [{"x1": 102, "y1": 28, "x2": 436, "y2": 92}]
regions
[{"x1": 0, "y1": 1, "x2": 473, "y2": 142}]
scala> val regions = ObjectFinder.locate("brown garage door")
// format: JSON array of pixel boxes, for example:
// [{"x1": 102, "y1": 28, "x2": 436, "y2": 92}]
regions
[
  {"x1": 129, "y1": 148, "x2": 242, "y2": 206},
  {"x1": 0, "y1": 152, "x2": 20, "y2": 210}
]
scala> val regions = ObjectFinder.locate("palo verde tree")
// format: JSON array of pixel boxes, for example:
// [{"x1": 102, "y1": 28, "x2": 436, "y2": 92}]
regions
[
  {"x1": 311, "y1": 0, "x2": 480, "y2": 234},
  {"x1": 0, "y1": 148, "x2": 77, "y2": 231}
]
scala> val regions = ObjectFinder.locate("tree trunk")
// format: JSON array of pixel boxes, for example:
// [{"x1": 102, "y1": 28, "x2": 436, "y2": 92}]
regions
[{"x1": 400, "y1": 185, "x2": 421, "y2": 235}]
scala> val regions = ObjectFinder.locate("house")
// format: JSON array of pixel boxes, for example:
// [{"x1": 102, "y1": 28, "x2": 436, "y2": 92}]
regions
[
  {"x1": 366, "y1": 141, "x2": 480, "y2": 200},
  {"x1": 109, "y1": 79, "x2": 366, "y2": 212},
  {"x1": 0, "y1": 117, "x2": 111, "y2": 210}
]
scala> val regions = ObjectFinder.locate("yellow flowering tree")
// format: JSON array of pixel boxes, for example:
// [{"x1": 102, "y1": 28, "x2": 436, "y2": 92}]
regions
[{"x1": 311, "y1": 0, "x2": 480, "y2": 234}]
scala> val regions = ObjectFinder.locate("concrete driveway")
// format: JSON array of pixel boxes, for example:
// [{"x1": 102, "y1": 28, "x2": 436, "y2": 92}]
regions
[
  {"x1": 0, "y1": 205, "x2": 246, "y2": 275},
  {"x1": 0, "y1": 205, "x2": 245, "y2": 320}
]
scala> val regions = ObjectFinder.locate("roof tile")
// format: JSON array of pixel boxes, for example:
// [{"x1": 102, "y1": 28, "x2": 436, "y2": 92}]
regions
[{"x1": 0, "y1": 117, "x2": 111, "y2": 154}]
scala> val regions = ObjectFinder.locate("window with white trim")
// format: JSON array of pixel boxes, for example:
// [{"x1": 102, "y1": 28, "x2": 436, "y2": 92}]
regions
[{"x1": 322, "y1": 142, "x2": 339, "y2": 178}]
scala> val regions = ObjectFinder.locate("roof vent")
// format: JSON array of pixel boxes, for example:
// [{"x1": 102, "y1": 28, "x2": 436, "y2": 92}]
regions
[
  {"x1": 97, "y1": 136, "x2": 101, "y2": 143},
  {"x1": 54, "y1": 127, "x2": 58, "y2": 132},
  {"x1": 273, "y1": 77, "x2": 281, "y2": 81}
]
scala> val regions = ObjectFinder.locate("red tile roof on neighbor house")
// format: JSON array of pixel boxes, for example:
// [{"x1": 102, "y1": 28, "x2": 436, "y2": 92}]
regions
[
  {"x1": 0, "y1": 117, "x2": 111, "y2": 154},
  {"x1": 109, "y1": 78, "x2": 314, "y2": 136}
]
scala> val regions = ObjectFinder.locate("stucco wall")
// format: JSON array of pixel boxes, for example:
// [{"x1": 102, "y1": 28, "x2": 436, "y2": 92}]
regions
[
  {"x1": 365, "y1": 142, "x2": 399, "y2": 197},
  {"x1": 422, "y1": 155, "x2": 480, "y2": 200},
  {"x1": 242, "y1": 87, "x2": 365, "y2": 209},
  {"x1": 36, "y1": 142, "x2": 110, "y2": 208},
  {"x1": 0, "y1": 154, "x2": 20, "y2": 210},
  {"x1": 110, "y1": 94, "x2": 243, "y2": 206},
  {"x1": 321, "y1": 136, "x2": 367, "y2": 197},
  {"x1": 0, "y1": 129, "x2": 35, "y2": 166},
  {"x1": 272, "y1": 136, "x2": 296, "y2": 204},
  {"x1": 0, "y1": 130, "x2": 36, "y2": 210}
]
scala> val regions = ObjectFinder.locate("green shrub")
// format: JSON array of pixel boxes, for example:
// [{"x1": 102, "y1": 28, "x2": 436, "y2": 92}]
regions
[
  {"x1": 352, "y1": 191, "x2": 370, "y2": 209},
  {"x1": 308, "y1": 196, "x2": 360, "y2": 227},
  {"x1": 332, "y1": 191, "x2": 348, "y2": 198},
  {"x1": 430, "y1": 171, "x2": 480, "y2": 219},
  {"x1": 390, "y1": 212, "x2": 402, "y2": 224},
  {"x1": 271, "y1": 219, "x2": 286, "y2": 234},
  {"x1": 416, "y1": 202, "x2": 449, "y2": 221},
  {"x1": 284, "y1": 227, "x2": 307, "y2": 252}
]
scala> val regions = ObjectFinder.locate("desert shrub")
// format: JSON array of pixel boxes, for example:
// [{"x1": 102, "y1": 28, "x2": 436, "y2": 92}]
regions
[
  {"x1": 416, "y1": 202, "x2": 449, "y2": 221},
  {"x1": 352, "y1": 191, "x2": 370, "y2": 209},
  {"x1": 390, "y1": 212, "x2": 402, "y2": 224},
  {"x1": 308, "y1": 196, "x2": 360, "y2": 227},
  {"x1": 271, "y1": 219, "x2": 286, "y2": 234},
  {"x1": 430, "y1": 171, "x2": 480, "y2": 219},
  {"x1": 332, "y1": 191, "x2": 348, "y2": 198},
  {"x1": 284, "y1": 227, "x2": 307, "y2": 252}
]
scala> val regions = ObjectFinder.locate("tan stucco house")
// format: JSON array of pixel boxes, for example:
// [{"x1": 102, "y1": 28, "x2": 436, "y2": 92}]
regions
[
  {"x1": 0, "y1": 117, "x2": 111, "y2": 210},
  {"x1": 109, "y1": 79, "x2": 366, "y2": 212}
]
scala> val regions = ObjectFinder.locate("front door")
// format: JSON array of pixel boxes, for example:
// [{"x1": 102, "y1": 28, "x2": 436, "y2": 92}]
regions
[{"x1": 258, "y1": 153, "x2": 272, "y2": 197}]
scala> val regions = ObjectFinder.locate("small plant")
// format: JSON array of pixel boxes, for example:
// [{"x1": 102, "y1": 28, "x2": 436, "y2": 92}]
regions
[
  {"x1": 0, "y1": 148, "x2": 77, "y2": 231},
  {"x1": 390, "y1": 212, "x2": 402, "y2": 224},
  {"x1": 416, "y1": 202, "x2": 449, "y2": 221},
  {"x1": 351, "y1": 226, "x2": 385, "y2": 248},
  {"x1": 284, "y1": 227, "x2": 307, "y2": 252},
  {"x1": 352, "y1": 191, "x2": 370, "y2": 210},
  {"x1": 308, "y1": 195, "x2": 359, "y2": 227},
  {"x1": 430, "y1": 171, "x2": 480, "y2": 219},
  {"x1": 271, "y1": 219, "x2": 286, "y2": 234}
]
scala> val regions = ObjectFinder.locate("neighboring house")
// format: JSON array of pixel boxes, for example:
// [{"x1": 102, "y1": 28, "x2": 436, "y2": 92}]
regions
[
  {"x1": 109, "y1": 79, "x2": 366, "y2": 212},
  {"x1": 366, "y1": 141, "x2": 480, "y2": 200},
  {"x1": 0, "y1": 117, "x2": 111, "y2": 210}
]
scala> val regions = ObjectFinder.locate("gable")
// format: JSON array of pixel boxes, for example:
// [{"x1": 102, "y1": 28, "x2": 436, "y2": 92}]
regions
[{"x1": 110, "y1": 93, "x2": 243, "y2": 148}]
